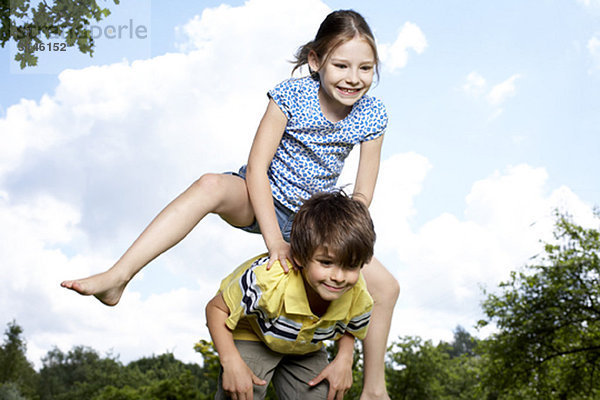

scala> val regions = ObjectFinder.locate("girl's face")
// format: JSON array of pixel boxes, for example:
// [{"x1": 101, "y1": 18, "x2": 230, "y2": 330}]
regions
[{"x1": 309, "y1": 36, "x2": 376, "y2": 121}]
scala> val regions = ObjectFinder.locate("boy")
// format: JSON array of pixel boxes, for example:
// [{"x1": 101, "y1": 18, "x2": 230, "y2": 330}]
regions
[{"x1": 206, "y1": 191, "x2": 376, "y2": 400}]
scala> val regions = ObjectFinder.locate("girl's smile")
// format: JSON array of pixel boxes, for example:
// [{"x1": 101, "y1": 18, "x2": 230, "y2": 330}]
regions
[{"x1": 308, "y1": 36, "x2": 376, "y2": 122}]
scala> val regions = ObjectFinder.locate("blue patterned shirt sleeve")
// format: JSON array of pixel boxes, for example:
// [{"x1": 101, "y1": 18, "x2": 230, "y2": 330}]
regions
[{"x1": 268, "y1": 79, "x2": 297, "y2": 120}]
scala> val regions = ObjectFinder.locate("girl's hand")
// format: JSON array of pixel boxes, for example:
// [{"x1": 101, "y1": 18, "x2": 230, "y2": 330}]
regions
[
  {"x1": 222, "y1": 358, "x2": 267, "y2": 400},
  {"x1": 266, "y1": 239, "x2": 295, "y2": 272}
]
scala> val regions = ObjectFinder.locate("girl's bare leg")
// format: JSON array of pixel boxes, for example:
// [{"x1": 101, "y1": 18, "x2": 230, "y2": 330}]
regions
[
  {"x1": 60, "y1": 174, "x2": 254, "y2": 306},
  {"x1": 360, "y1": 257, "x2": 400, "y2": 400}
]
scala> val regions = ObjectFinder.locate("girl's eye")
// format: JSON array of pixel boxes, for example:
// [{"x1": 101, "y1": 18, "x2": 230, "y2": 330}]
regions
[
  {"x1": 361, "y1": 65, "x2": 373, "y2": 71},
  {"x1": 334, "y1": 64, "x2": 347, "y2": 69}
]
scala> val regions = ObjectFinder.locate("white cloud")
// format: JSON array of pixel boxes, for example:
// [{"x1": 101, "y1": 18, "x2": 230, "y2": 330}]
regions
[
  {"x1": 578, "y1": 0, "x2": 600, "y2": 8},
  {"x1": 176, "y1": 0, "x2": 329, "y2": 58},
  {"x1": 588, "y1": 34, "x2": 600, "y2": 72},
  {"x1": 379, "y1": 22, "x2": 427, "y2": 72},
  {"x1": 486, "y1": 74, "x2": 521, "y2": 106},
  {"x1": 0, "y1": 96, "x2": 66, "y2": 178},
  {"x1": 462, "y1": 72, "x2": 521, "y2": 119},
  {"x1": 462, "y1": 72, "x2": 486, "y2": 97}
]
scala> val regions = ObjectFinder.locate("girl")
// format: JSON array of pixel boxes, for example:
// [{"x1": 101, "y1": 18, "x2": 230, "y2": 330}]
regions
[{"x1": 62, "y1": 10, "x2": 399, "y2": 399}]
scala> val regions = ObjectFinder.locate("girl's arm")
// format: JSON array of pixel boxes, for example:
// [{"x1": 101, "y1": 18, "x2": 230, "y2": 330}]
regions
[
  {"x1": 246, "y1": 99, "x2": 292, "y2": 270},
  {"x1": 352, "y1": 135, "x2": 384, "y2": 207},
  {"x1": 206, "y1": 293, "x2": 266, "y2": 396}
]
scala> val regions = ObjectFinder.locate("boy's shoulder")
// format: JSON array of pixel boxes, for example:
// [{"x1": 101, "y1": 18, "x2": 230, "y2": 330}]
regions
[
  {"x1": 246, "y1": 254, "x2": 293, "y2": 281},
  {"x1": 220, "y1": 254, "x2": 291, "y2": 295}
]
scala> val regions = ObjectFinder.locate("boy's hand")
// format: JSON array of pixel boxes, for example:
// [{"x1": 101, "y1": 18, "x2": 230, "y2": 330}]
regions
[
  {"x1": 222, "y1": 358, "x2": 267, "y2": 400},
  {"x1": 308, "y1": 354, "x2": 353, "y2": 400},
  {"x1": 266, "y1": 240, "x2": 296, "y2": 272}
]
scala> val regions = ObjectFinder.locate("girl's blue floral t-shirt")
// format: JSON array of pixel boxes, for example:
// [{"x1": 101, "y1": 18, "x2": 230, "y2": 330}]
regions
[{"x1": 266, "y1": 76, "x2": 388, "y2": 212}]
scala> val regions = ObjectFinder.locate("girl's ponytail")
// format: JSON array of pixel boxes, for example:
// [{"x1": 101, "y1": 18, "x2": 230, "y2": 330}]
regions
[{"x1": 292, "y1": 40, "x2": 316, "y2": 76}]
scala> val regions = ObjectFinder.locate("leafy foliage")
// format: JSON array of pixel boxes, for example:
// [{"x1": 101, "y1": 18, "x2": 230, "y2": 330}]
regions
[
  {"x1": 0, "y1": 382, "x2": 28, "y2": 400},
  {"x1": 38, "y1": 346, "x2": 126, "y2": 400},
  {"x1": 0, "y1": 321, "x2": 38, "y2": 400},
  {"x1": 386, "y1": 327, "x2": 483, "y2": 400},
  {"x1": 192, "y1": 339, "x2": 221, "y2": 397},
  {"x1": 35, "y1": 347, "x2": 210, "y2": 400},
  {"x1": 0, "y1": 0, "x2": 119, "y2": 68},
  {"x1": 479, "y1": 211, "x2": 600, "y2": 399}
]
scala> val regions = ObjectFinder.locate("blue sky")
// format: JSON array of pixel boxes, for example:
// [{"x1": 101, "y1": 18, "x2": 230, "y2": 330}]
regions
[{"x1": 1, "y1": 0, "x2": 599, "y2": 368}]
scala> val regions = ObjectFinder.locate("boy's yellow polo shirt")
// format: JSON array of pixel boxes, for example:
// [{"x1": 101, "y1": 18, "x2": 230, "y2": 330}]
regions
[{"x1": 219, "y1": 254, "x2": 373, "y2": 355}]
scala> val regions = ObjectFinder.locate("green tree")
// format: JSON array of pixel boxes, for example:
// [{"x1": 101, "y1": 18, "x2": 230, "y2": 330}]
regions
[
  {"x1": 386, "y1": 336, "x2": 451, "y2": 399},
  {"x1": 37, "y1": 346, "x2": 124, "y2": 400},
  {"x1": 385, "y1": 329, "x2": 484, "y2": 400},
  {"x1": 123, "y1": 353, "x2": 204, "y2": 399},
  {"x1": 444, "y1": 325, "x2": 477, "y2": 359},
  {"x1": 126, "y1": 352, "x2": 202, "y2": 382},
  {"x1": 37, "y1": 348, "x2": 207, "y2": 400},
  {"x1": 0, "y1": 321, "x2": 38, "y2": 400},
  {"x1": 0, "y1": 382, "x2": 27, "y2": 400},
  {"x1": 93, "y1": 369, "x2": 202, "y2": 400},
  {"x1": 478, "y1": 212, "x2": 600, "y2": 399},
  {"x1": 0, "y1": 0, "x2": 119, "y2": 68},
  {"x1": 193, "y1": 340, "x2": 221, "y2": 399}
]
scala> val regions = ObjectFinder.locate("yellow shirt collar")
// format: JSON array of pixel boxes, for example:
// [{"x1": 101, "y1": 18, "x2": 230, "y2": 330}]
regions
[{"x1": 283, "y1": 270, "x2": 354, "y2": 321}]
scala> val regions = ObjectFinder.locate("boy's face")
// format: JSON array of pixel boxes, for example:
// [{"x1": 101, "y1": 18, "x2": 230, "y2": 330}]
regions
[{"x1": 300, "y1": 247, "x2": 361, "y2": 304}]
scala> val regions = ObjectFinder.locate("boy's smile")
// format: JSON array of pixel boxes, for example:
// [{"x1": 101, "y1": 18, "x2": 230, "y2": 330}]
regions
[
  {"x1": 299, "y1": 248, "x2": 361, "y2": 315},
  {"x1": 308, "y1": 36, "x2": 376, "y2": 122}
]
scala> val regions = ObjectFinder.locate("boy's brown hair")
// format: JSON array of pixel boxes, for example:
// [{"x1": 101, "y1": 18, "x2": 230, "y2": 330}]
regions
[{"x1": 290, "y1": 190, "x2": 376, "y2": 269}]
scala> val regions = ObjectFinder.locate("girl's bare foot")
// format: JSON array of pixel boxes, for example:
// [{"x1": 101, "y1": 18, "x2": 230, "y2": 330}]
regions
[{"x1": 60, "y1": 269, "x2": 128, "y2": 306}]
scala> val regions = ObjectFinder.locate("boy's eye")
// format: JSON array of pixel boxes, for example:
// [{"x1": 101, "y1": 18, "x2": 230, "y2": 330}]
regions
[{"x1": 318, "y1": 259, "x2": 333, "y2": 266}]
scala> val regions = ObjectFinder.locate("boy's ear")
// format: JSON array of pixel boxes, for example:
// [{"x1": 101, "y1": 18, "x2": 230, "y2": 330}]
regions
[
  {"x1": 307, "y1": 50, "x2": 320, "y2": 73},
  {"x1": 293, "y1": 256, "x2": 303, "y2": 269}
]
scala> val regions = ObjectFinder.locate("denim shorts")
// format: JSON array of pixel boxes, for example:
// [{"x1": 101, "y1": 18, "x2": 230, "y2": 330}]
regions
[{"x1": 226, "y1": 166, "x2": 295, "y2": 242}]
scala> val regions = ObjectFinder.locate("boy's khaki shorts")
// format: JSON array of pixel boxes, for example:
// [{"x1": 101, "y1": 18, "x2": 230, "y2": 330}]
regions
[{"x1": 215, "y1": 340, "x2": 329, "y2": 400}]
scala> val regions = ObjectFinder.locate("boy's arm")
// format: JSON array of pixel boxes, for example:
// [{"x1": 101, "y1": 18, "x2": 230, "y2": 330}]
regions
[
  {"x1": 206, "y1": 292, "x2": 266, "y2": 397},
  {"x1": 308, "y1": 333, "x2": 356, "y2": 400}
]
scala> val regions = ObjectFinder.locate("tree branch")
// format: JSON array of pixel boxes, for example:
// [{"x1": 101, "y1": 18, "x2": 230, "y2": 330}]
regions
[{"x1": 540, "y1": 345, "x2": 600, "y2": 364}]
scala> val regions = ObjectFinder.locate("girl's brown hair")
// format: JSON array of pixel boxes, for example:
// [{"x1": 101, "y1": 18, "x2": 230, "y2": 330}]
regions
[
  {"x1": 290, "y1": 190, "x2": 376, "y2": 270},
  {"x1": 292, "y1": 9, "x2": 379, "y2": 79}
]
